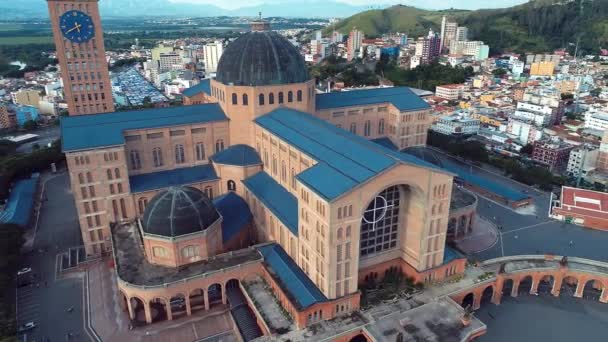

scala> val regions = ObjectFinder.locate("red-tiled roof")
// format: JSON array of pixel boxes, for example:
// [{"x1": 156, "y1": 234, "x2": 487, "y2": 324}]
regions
[{"x1": 558, "y1": 186, "x2": 608, "y2": 220}]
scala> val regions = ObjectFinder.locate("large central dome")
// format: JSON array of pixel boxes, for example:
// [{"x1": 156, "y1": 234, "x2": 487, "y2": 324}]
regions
[{"x1": 216, "y1": 31, "x2": 310, "y2": 86}]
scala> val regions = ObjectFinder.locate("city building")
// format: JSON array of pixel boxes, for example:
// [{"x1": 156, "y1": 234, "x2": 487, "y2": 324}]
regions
[
  {"x1": 507, "y1": 118, "x2": 543, "y2": 145},
  {"x1": 530, "y1": 61, "x2": 555, "y2": 77},
  {"x1": 475, "y1": 44, "x2": 490, "y2": 61},
  {"x1": 455, "y1": 27, "x2": 468, "y2": 42},
  {"x1": 551, "y1": 186, "x2": 608, "y2": 230},
  {"x1": 532, "y1": 139, "x2": 574, "y2": 172},
  {"x1": 435, "y1": 84, "x2": 465, "y2": 101},
  {"x1": 158, "y1": 52, "x2": 183, "y2": 73},
  {"x1": 58, "y1": 15, "x2": 467, "y2": 334},
  {"x1": 597, "y1": 130, "x2": 608, "y2": 171},
  {"x1": 47, "y1": 0, "x2": 114, "y2": 115},
  {"x1": 584, "y1": 111, "x2": 608, "y2": 131},
  {"x1": 432, "y1": 114, "x2": 480, "y2": 136},
  {"x1": 413, "y1": 30, "x2": 440, "y2": 67},
  {"x1": 449, "y1": 41, "x2": 483, "y2": 56},
  {"x1": 13, "y1": 105, "x2": 39, "y2": 126},
  {"x1": 0, "y1": 105, "x2": 16, "y2": 129},
  {"x1": 203, "y1": 41, "x2": 223, "y2": 75},
  {"x1": 11, "y1": 89, "x2": 41, "y2": 108},
  {"x1": 151, "y1": 43, "x2": 174, "y2": 62},
  {"x1": 347, "y1": 28, "x2": 364, "y2": 61},
  {"x1": 439, "y1": 16, "x2": 458, "y2": 53},
  {"x1": 567, "y1": 147, "x2": 599, "y2": 178}
]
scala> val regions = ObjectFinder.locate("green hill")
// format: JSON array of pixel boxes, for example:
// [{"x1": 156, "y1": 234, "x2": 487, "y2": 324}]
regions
[{"x1": 328, "y1": 0, "x2": 608, "y2": 54}]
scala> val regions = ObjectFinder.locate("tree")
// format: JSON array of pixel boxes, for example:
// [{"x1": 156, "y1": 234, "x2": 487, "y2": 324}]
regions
[
  {"x1": 561, "y1": 93, "x2": 574, "y2": 100},
  {"x1": 492, "y1": 68, "x2": 507, "y2": 76},
  {"x1": 520, "y1": 144, "x2": 534, "y2": 155},
  {"x1": 590, "y1": 88, "x2": 602, "y2": 97},
  {"x1": 21, "y1": 120, "x2": 38, "y2": 131}
]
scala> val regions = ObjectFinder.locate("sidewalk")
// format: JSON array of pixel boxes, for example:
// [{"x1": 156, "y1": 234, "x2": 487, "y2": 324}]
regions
[
  {"x1": 456, "y1": 216, "x2": 499, "y2": 254},
  {"x1": 87, "y1": 263, "x2": 237, "y2": 342}
]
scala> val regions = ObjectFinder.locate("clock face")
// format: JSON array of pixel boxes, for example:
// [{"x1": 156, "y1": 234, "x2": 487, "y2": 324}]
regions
[{"x1": 60, "y1": 10, "x2": 95, "y2": 43}]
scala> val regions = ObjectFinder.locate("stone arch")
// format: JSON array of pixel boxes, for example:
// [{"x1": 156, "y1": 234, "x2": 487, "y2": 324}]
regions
[
  {"x1": 502, "y1": 278, "x2": 514, "y2": 297},
  {"x1": 480, "y1": 285, "x2": 494, "y2": 305},
  {"x1": 537, "y1": 274, "x2": 554, "y2": 295},
  {"x1": 226, "y1": 278, "x2": 240, "y2": 290},
  {"x1": 518, "y1": 275, "x2": 533, "y2": 295},
  {"x1": 129, "y1": 296, "x2": 147, "y2": 324},
  {"x1": 582, "y1": 279, "x2": 604, "y2": 301},
  {"x1": 189, "y1": 288, "x2": 206, "y2": 313},
  {"x1": 149, "y1": 297, "x2": 169, "y2": 323},
  {"x1": 461, "y1": 292, "x2": 474, "y2": 309},
  {"x1": 560, "y1": 276, "x2": 578, "y2": 297},
  {"x1": 349, "y1": 334, "x2": 368, "y2": 342},
  {"x1": 208, "y1": 283, "x2": 223, "y2": 308},
  {"x1": 170, "y1": 293, "x2": 187, "y2": 319},
  {"x1": 118, "y1": 291, "x2": 129, "y2": 314}
]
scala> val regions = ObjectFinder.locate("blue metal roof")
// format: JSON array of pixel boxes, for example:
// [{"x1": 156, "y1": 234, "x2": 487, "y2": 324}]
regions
[
  {"x1": 129, "y1": 164, "x2": 218, "y2": 193},
  {"x1": 61, "y1": 103, "x2": 228, "y2": 152},
  {"x1": 443, "y1": 246, "x2": 464, "y2": 264},
  {"x1": 211, "y1": 144, "x2": 262, "y2": 166},
  {"x1": 256, "y1": 243, "x2": 327, "y2": 310},
  {"x1": 213, "y1": 192, "x2": 252, "y2": 243},
  {"x1": 182, "y1": 79, "x2": 211, "y2": 97},
  {"x1": 255, "y1": 108, "x2": 445, "y2": 201},
  {"x1": 315, "y1": 87, "x2": 431, "y2": 111},
  {"x1": 371, "y1": 137, "x2": 398, "y2": 151},
  {"x1": 0, "y1": 177, "x2": 38, "y2": 227},
  {"x1": 242, "y1": 171, "x2": 298, "y2": 235}
]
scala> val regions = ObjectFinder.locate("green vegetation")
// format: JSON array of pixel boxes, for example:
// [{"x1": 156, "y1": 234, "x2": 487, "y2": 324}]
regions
[
  {"x1": 0, "y1": 223, "x2": 24, "y2": 342},
  {"x1": 427, "y1": 131, "x2": 489, "y2": 163},
  {"x1": 110, "y1": 57, "x2": 147, "y2": 71},
  {"x1": 359, "y1": 268, "x2": 421, "y2": 308},
  {"x1": 378, "y1": 61, "x2": 473, "y2": 91},
  {"x1": 0, "y1": 43, "x2": 56, "y2": 78},
  {"x1": 488, "y1": 156, "x2": 564, "y2": 191},
  {"x1": 0, "y1": 139, "x2": 64, "y2": 201},
  {"x1": 330, "y1": 0, "x2": 608, "y2": 54}
]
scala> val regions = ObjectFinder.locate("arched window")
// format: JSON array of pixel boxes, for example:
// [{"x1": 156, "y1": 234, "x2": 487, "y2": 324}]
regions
[
  {"x1": 130, "y1": 150, "x2": 141, "y2": 170},
  {"x1": 78, "y1": 173, "x2": 84, "y2": 184},
  {"x1": 86, "y1": 172, "x2": 93, "y2": 183},
  {"x1": 350, "y1": 123, "x2": 356, "y2": 134},
  {"x1": 195, "y1": 143, "x2": 205, "y2": 161},
  {"x1": 138, "y1": 197, "x2": 148, "y2": 215},
  {"x1": 181, "y1": 245, "x2": 199, "y2": 258},
  {"x1": 259, "y1": 93, "x2": 265, "y2": 105},
  {"x1": 152, "y1": 147, "x2": 163, "y2": 167},
  {"x1": 152, "y1": 246, "x2": 167, "y2": 257},
  {"x1": 106, "y1": 169, "x2": 112, "y2": 180},
  {"x1": 269, "y1": 93, "x2": 275, "y2": 104},
  {"x1": 114, "y1": 168, "x2": 120, "y2": 179},
  {"x1": 227, "y1": 180, "x2": 236, "y2": 191},
  {"x1": 281, "y1": 161, "x2": 287, "y2": 182},
  {"x1": 242, "y1": 94, "x2": 248, "y2": 105},
  {"x1": 337, "y1": 228, "x2": 343, "y2": 239},
  {"x1": 360, "y1": 186, "x2": 401, "y2": 257},
  {"x1": 215, "y1": 139, "x2": 224, "y2": 153},
  {"x1": 278, "y1": 92, "x2": 284, "y2": 104},
  {"x1": 297, "y1": 90, "x2": 303, "y2": 102},
  {"x1": 346, "y1": 226, "x2": 351, "y2": 237},
  {"x1": 378, "y1": 119, "x2": 385, "y2": 135},
  {"x1": 175, "y1": 144, "x2": 185, "y2": 164},
  {"x1": 364, "y1": 120, "x2": 371, "y2": 137},
  {"x1": 231, "y1": 93, "x2": 238, "y2": 105},
  {"x1": 288, "y1": 91, "x2": 293, "y2": 102},
  {"x1": 272, "y1": 154, "x2": 277, "y2": 175}
]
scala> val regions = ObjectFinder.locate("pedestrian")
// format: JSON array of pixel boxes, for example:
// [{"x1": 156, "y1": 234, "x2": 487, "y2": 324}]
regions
[{"x1": 569, "y1": 240, "x2": 574, "y2": 247}]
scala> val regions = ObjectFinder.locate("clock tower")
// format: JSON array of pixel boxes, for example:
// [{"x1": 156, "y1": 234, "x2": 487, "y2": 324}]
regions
[{"x1": 47, "y1": 0, "x2": 114, "y2": 116}]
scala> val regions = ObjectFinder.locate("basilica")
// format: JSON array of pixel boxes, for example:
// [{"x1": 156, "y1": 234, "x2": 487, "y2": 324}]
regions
[{"x1": 59, "y1": 11, "x2": 466, "y2": 337}]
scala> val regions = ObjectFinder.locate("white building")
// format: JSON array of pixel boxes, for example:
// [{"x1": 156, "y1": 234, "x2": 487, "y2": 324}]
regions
[
  {"x1": 567, "y1": 147, "x2": 599, "y2": 178},
  {"x1": 158, "y1": 52, "x2": 183, "y2": 73},
  {"x1": 456, "y1": 27, "x2": 468, "y2": 42},
  {"x1": 584, "y1": 111, "x2": 608, "y2": 131},
  {"x1": 203, "y1": 41, "x2": 224, "y2": 74},
  {"x1": 432, "y1": 114, "x2": 480, "y2": 136},
  {"x1": 507, "y1": 118, "x2": 543, "y2": 145},
  {"x1": 512, "y1": 102, "x2": 555, "y2": 127},
  {"x1": 512, "y1": 61, "x2": 525, "y2": 77},
  {"x1": 435, "y1": 84, "x2": 465, "y2": 101},
  {"x1": 449, "y1": 40, "x2": 483, "y2": 56}
]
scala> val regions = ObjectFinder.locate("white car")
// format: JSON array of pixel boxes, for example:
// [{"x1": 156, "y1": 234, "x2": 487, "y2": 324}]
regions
[
  {"x1": 17, "y1": 268, "x2": 32, "y2": 276},
  {"x1": 18, "y1": 321, "x2": 36, "y2": 332}
]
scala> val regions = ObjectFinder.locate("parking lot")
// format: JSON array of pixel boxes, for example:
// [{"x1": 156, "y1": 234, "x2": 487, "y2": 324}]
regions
[{"x1": 16, "y1": 275, "x2": 42, "y2": 341}]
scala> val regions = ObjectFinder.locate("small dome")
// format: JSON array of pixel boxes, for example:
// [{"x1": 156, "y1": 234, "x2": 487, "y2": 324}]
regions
[
  {"x1": 216, "y1": 31, "x2": 309, "y2": 86},
  {"x1": 142, "y1": 186, "x2": 220, "y2": 238}
]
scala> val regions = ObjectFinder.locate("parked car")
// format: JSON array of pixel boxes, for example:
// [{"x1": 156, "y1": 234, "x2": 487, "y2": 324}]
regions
[{"x1": 18, "y1": 321, "x2": 36, "y2": 332}]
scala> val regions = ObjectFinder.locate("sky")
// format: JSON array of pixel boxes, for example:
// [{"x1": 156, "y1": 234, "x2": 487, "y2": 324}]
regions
[{"x1": 170, "y1": 0, "x2": 529, "y2": 11}]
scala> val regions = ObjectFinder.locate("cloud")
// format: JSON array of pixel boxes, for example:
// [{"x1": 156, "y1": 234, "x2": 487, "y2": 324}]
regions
[{"x1": 169, "y1": 0, "x2": 529, "y2": 11}]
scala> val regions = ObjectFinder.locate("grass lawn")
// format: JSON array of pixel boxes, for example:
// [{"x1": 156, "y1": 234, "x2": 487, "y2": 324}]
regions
[{"x1": 0, "y1": 36, "x2": 53, "y2": 45}]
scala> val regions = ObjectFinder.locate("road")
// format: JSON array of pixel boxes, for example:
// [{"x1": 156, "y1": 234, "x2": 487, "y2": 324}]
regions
[{"x1": 16, "y1": 172, "x2": 90, "y2": 342}]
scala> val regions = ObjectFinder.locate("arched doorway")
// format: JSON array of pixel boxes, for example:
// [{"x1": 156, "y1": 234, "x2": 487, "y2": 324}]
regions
[
  {"x1": 537, "y1": 275, "x2": 554, "y2": 295},
  {"x1": 149, "y1": 298, "x2": 168, "y2": 323},
  {"x1": 583, "y1": 279, "x2": 604, "y2": 301},
  {"x1": 189, "y1": 288, "x2": 205, "y2": 313},
  {"x1": 502, "y1": 279, "x2": 514, "y2": 297},
  {"x1": 130, "y1": 297, "x2": 147, "y2": 325},
  {"x1": 480, "y1": 286, "x2": 494, "y2": 306},
  {"x1": 518, "y1": 276, "x2": 533, "y2": 296},
  {"x1": 208, "y1": 283, "x2": 223, "y2": 308},
  {"x1": 462, "y1": 293, "x2": 474, "y2": 309},
  {"x1": 170, "y1": 293, "x2": 187, "y2": 319},
  {"x1": 349, "y1": 334, "x2": 368, "y2": 342},
  {"x1": 560, "y1": 276, "x2": 578, "y2": 297}
]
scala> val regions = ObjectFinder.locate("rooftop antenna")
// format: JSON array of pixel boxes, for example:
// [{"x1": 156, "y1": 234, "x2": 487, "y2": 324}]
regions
[{"x1": 259, "y1": 12, "x2": 262, "y2": 20}]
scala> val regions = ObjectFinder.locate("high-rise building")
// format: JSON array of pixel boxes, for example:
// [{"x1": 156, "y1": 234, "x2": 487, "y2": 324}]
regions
[
  {"x1": 158, "y1": 52, "x2": 183, "y2": 72},
  {"x1": 414, "y1": 30, "x2": 441, "y2": 66},
  {"x1": 203, "y1": 41, "x2": 224, "y2": 74},
  {"x1": 597, "y1": 130, "x2": 608, "y2": 171},
  {"x1": 151, "y1": 43, "x2": 174, "y2": 62},
  {"x1": 0, "y1": 105, "x2": 16, "y2": 129},
  {"x1": 347, "y1": 28, "x2": 364, "y2": 61},
  {"x1": 440, "y1": 16, "x2": 458, "y2": 53},
  {"x1": 456, "y1": 27, "x2": 468, "y2": 42},
  {"x1": 47, "y1": 0, "x2": 114, "y2": 115},
  {"x1": 11, "y1": 89, "x2": 41, "y2": 108}
]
